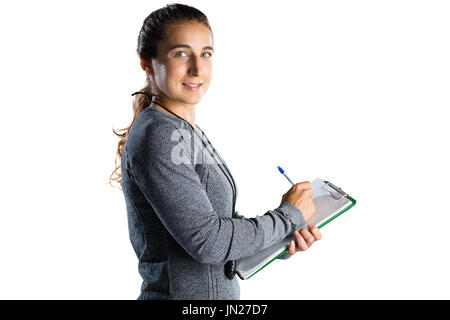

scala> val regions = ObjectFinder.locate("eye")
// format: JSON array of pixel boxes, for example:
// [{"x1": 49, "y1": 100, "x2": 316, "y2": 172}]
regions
[
  {"x1": 175, "y1": 51, "x2": 188, "y2": 57},
  {"x1": 202, "y1": 52, "x2": 212, "y2": 58}
]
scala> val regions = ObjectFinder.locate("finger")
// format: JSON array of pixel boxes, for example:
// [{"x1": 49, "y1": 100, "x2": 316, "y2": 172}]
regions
[
  {"x1": 295, "y1": 230, "x2": 309, "y2": 251},
  {"x1": 295, "y1": 181, "x2": 311, "y2": 191},
  {"x1": 300, "y1": 228, "x2": 315, "y2": 247},
  {"x1": 288, "y1": 240, "x2": 296, "y2": 255},
  {"x1": 308, "y1": 224, "x2": 322, "y2": 240}
]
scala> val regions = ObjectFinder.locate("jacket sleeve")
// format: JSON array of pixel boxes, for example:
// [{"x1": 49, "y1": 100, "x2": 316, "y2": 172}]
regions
[
  {"x1": 128, "y1": 122, "x2": 306, "y2": 265},
  {"x1": 232, "y1": 211, "x2": 305, "y2": 260}
]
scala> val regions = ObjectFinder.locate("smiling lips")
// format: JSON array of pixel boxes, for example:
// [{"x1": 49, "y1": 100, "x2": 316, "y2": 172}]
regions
[{"x1": 182, "y1": 82, "x2": 203, "y2": 91}]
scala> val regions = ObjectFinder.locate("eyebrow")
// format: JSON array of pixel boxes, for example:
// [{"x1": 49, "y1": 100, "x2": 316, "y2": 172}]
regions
[{"x1": 168, "y1": 44, "x2": 214, "y2": 52}]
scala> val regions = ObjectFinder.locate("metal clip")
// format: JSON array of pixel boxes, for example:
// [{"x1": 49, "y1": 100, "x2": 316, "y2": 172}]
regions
[{"x1": 322, "y1": 181, "x2": 348, "y2": 200}]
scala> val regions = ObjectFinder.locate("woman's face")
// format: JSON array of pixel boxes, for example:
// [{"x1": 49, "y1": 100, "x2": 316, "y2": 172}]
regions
[{"x1": 145, "y1": 21, "x2": 214, "y2": 107}]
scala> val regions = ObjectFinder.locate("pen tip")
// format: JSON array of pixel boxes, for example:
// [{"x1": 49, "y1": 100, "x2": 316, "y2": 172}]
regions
[{"x1": 277, "y1": 166, "x2": 284, "y2": 174}]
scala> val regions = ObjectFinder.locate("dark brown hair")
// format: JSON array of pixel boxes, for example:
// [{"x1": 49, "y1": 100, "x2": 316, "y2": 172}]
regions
[{"x1": 109, "y1": 3, "x2": 212, "y2": 188}]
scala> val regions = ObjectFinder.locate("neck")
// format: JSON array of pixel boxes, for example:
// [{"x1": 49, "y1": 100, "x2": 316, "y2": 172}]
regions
[{"x1": 151, "y1": 96, "x2": 196, "y2": 127}]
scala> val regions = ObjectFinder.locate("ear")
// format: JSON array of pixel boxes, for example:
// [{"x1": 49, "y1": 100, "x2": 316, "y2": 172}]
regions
[{"x1": 140, "y1": 59, "x2": 153, "y2": 75}]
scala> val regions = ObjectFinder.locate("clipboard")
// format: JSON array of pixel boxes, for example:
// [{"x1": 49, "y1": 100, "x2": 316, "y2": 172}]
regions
[{"x1": 235, "y1": 177, "x2": 357, "y2": 280}]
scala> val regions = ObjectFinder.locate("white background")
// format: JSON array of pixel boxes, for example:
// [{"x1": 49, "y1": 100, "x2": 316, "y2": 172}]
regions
[{"x1": 1, "y1": 0, "x2": 449, "y2": 299}]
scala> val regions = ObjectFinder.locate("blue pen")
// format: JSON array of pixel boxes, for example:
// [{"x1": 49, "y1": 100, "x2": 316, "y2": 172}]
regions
[{"x1": 277, "y1": 166, "x2": 295, "y2": 186}]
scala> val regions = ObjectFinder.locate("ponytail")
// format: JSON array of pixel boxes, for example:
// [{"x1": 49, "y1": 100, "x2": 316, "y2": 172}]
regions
[{"x1": 109, "y1": 83, "x2": 152, "y2": 188}]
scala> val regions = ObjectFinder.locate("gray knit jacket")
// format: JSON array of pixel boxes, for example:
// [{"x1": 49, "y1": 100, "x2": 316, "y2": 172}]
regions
[{"x1": 120, "y1": 106, "x2": 306, "y2": 300}]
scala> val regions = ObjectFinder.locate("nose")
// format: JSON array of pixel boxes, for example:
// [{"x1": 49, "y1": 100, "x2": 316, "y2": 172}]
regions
[{"x1": 188, "y1": 55, "x2": 203, "y2": 77}]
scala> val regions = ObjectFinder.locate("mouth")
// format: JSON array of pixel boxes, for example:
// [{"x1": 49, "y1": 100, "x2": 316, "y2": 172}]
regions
[{"x1": 182, "y1": 82, "x2": 203, "y2": 91}]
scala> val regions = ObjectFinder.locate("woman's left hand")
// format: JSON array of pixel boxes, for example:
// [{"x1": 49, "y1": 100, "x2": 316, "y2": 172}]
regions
[{"x1": 287, "y1": 224, "x2": 322, "y2": 255}]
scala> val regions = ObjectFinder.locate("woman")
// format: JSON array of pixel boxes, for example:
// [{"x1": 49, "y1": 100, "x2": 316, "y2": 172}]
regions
[{"x1": 110, "y1": 3, "x2": 322, "y2": 300}]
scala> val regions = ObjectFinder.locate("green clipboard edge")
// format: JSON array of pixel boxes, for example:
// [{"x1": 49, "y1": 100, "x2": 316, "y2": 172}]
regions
[{"x1": 245, "y1": 180, "x2": 357, "y2": 280}]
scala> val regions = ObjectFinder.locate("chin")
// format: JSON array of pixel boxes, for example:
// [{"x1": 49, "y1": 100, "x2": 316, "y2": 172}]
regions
[{"x1": 183, "y1": 95, "x2": 203, "y2": 105}]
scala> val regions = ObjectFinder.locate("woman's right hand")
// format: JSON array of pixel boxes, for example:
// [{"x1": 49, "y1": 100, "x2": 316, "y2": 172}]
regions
[{"x1": 281, "y1": 181, "x2": 316, "y2": 222}]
